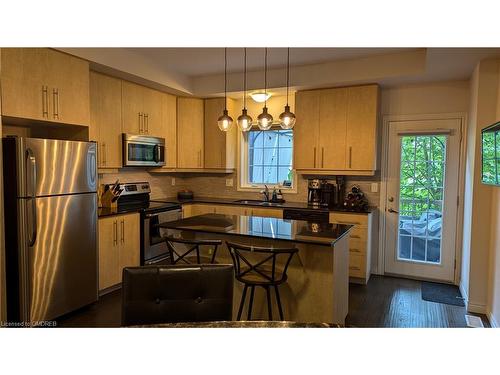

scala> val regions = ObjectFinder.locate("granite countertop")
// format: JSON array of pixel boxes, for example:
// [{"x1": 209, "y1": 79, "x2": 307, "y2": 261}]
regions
[
  {"x1": 158, "y1": 213, "x2": 353, "y2": 246},
  {"x1": 158, "y1": 196, "x2": 374, "y2": 214},
  {"x1": 98, "y1": 195, "x2": 374, "y2": 218},
  {"x1": 131, "y1": 321, "x2": 341, "y2": 328}
]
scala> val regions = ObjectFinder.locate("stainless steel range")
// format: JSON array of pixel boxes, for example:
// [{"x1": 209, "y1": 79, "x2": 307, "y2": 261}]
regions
[{"x1": 109, "y1": 182, "x2": 181, "y2": 265}]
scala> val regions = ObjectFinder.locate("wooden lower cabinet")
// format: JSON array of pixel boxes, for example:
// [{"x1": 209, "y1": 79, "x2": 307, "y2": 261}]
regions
[
  {"x1": 98, "y1": 213, "x2": 140, "y2": 292},
  {"x1": 329, "y1": 211, "x2": 376, "y2": 284}
]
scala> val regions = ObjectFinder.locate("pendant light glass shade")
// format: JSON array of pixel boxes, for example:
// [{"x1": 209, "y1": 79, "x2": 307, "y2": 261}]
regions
[
  {"x1": 237, "y1": 108, "x2": 253, "y2": 132},
  {"x1": 279, "y1": 105, "x2": 296, "y2": 129},
  {"x1": 218, "y1": 109, "x2": 233, "y2": 131},
  {"x1": 219, "y1": 47, "x2": 233, "y2": 132},
  {"x1": 280, "y1": 48, "x2": 296, "y2": 130},
  {"x1": 258, "y1": 48, "x2": 273, "y2": 131},
  {"x1": 257, "y1": 106, "x2": 273, "y2": 130}
]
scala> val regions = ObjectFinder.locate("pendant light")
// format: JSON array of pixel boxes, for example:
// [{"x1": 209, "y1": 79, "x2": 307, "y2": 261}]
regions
[
  {"x1": 257, "y1": 48, "x2": 273, "y2": 131},
  {"x1": 279, "y1": 48, "x2": 296, "y2": 129},
  {"x1": 217, "y1": 48, "x2": 233, "y2": 132},
  {"x1": 237, "y1": 48, "x2": 253, "y2": 132}
]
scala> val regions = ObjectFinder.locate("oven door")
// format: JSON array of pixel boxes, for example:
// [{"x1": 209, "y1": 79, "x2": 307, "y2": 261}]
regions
[
  {"x1": 123, "y1": 134, "x2": 165, "y2": 167},
  {"x1": 143, "y1": 209, "x2": 182, "y2": 264}
]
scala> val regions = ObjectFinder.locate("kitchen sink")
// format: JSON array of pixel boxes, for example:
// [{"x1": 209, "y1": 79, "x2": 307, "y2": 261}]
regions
[{"x1": 233, "y1": 199, "x2": 282, "y2": 207}]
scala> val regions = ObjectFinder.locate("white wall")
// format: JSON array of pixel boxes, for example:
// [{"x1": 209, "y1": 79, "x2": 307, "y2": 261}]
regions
[{"x1": 462, "y1": 60, "x2": 499, "y2": 314}]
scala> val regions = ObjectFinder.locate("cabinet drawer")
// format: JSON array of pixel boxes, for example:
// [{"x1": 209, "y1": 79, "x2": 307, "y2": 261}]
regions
[
  {"x1": 349, "y1": 238, "x2": 367, "y2": 255},
  {"x1": 348, "y1": 226, "x2": 368, "y2": 241},
  {"x1": 349, "y1": 253, "x2": 366, "y2": 278},
  {"x1": 329, "y1": 212, "x2": 368, "y2": 227}
]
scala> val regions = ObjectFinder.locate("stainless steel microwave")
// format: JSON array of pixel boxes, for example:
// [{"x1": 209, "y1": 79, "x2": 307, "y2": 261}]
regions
[{"x1": 122, "y1": 134, "x2": 165, "y2": 167}]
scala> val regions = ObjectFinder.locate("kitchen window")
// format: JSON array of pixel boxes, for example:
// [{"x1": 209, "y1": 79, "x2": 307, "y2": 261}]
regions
[{"x1": 240, "y1": 127, "x2": 295, "y2": 190}]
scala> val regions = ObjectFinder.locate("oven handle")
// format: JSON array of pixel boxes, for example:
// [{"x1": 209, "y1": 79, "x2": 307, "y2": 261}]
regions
[{"x1": 144, "y1": 209, "x2": 182, "y2": 219}]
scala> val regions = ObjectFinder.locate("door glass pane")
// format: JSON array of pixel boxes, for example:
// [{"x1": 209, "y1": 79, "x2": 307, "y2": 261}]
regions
[{"x1": 398, "y1": 135, "x2": 446, "y2": 264}]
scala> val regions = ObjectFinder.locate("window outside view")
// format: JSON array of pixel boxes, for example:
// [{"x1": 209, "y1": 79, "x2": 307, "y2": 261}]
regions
[
  {"x1": 482, "y1": 128, "x2": 500, "y2": 185},
  {"x1": 398, "y1": 135, "x2": 446, "y2": 264},
  {"x1": 247, "y1": 129, "x2": 293, "y2": 186}
]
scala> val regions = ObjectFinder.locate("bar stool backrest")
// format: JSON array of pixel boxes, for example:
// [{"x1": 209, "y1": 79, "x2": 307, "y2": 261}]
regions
[
  {"x1": 226, "y1": 241, "x2": 298, "y2": 284},
  {"x1": 165, "y1": 236, "x2": 222, "y2": 264}
]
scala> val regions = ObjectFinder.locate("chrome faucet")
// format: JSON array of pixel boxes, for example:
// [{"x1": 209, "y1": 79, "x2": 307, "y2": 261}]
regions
[{"x1": 260, "y1": 185, "x2": 270, "y2": 201}]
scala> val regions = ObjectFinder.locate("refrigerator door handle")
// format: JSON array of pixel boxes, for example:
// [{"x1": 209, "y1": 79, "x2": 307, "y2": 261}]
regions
[{"x1": 26, "y1": 148, "x2": 37, "y2": 246}]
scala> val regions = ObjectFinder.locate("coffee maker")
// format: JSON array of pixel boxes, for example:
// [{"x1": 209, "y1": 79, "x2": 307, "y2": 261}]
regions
[{"x1": 307, "y1": 179, "x2": 322, "y2": 207}]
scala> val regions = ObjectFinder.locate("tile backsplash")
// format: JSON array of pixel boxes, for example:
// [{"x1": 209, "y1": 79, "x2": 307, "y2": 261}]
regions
[{"x1": 99, "y1": 169, "x2": 380, "y2": 207}]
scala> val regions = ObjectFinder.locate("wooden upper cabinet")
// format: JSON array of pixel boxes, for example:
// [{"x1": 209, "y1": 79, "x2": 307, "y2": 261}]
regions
[
  {"x1": 161, "y1": 93, "x2": 177, "y2": 168},
  {"x1": 143, "y1": 88, "x2": 163, "y2": 136},
  {"x1": 122, "y1": 81, "x2": 144, "y2": 134},
  {"x1": 318, "y1": 88, "x2": 348, "y2": 170},
  {"x1": 177, "y1": 97, "x2": 204, "y2": 168},
  {"x1": 1, "y1": 48, "x2": 90, "y2": 126},
  {"x1": 294, "y1": 90, "x2": 320, "y2": 169},
  {"x1": 345, "y1": 85, "x2": 379, "y2": 172},
  {"x1": 90, "y1": 72, "x2": 123, "y2": 168},
  {"x1": 204, "y1": 97, "x2": 236, "y2": 169},
  {"x1": 122, "y1": 81, "x2": 164, "y2": 136},
  {"x1": 294, "y1": 84, "x2": 379, "y2": 175}
]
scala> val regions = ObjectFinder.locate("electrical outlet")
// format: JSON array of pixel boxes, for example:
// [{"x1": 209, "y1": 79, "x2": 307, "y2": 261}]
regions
[
  {"x1": 171, "y1": 177, "x2": 176, "y2": 186},
  {"x1": 371, "y1": 183, "x2": 378, "y2": 193},
  {"x1": 226, "y1": 178, "x2": 233, "y2": 187}
]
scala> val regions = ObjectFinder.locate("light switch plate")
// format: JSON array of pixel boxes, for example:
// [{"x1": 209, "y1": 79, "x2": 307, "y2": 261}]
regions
[
  {"x1": 371, "y1": 183, "x2": 378, "y2": 193},
  {"x1": 171, "y1": 177, "x2": 176, "y2": 186},
  {"x1": 226, "y1": 178, "x2": 233, "y2": 187}
]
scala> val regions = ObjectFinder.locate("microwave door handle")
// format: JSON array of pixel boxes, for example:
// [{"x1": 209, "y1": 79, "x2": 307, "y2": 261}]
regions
[{"x1": 26, "y1": 148, "x2": 37, "y2": 246}]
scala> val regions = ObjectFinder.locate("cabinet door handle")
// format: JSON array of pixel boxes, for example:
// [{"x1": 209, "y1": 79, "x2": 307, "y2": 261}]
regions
[
  {"x1": 121, "y1": 220, "x2": 125, "y2": 243},
  {"x1": 138, "y1": 112, "x2": 143, "y2": 133},
  {"x1": 350, "y1": 248, "x2": 361, "y2": 253},
  {"x1": 349, "y1": 266, "x2": 361, "y2": 271},
  {"x1": 313, "y1": 147, "x2": 317, "y2": 168},
  {"x1": 52, "y1": 88, "x2": 59, "y2": 119},
  {"x1": 349, "y1": 146, "x2": 352, "y2": 169},
  {"x1": 113, "y1": 220, "x2": 117, "y2": 246},
  {"x1": 321, "y1": 147, "x2": 324, "y2": 168},
  {"x1": 198, "y1": 150, "x2": 201, "y2": 167},
  {"x1": 42, "y1": 86, "x2": 48, "y2": 117},
  {"x1": 145, "y1": 113, "x2": 149, "y2": 134},
  {"x1": 102, "y1": 143, "x2": 106, "y2": 166}
]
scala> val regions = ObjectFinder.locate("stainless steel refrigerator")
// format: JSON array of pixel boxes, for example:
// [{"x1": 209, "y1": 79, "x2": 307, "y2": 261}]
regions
[{"x1": 3, "y1": 136, "x2": 98, "y2": 324}]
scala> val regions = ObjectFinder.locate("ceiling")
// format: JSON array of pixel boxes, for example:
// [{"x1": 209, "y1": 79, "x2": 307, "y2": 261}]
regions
[
  {"x1": 61, "y1": 47, "x2": 500, "y2": 96},
  {"x1": 123, "y1": 48, "x2": 414, "y2": 77}
]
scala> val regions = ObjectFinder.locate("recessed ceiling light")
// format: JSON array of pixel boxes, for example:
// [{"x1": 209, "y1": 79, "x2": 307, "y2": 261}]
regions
[{"x1": 250, "y1": 92, "x2": 272, "y2": 103}]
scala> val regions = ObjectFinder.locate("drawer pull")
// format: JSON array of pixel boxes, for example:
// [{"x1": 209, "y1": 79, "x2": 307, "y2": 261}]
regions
[
  {"x1": 349, "y1": 266, "x2": 361, "y2": 271},
  {"x1": 350, "y1": 235, "x2": 361, "y2": 239},
  {"x1": 350, "y1": 248, "x2": 361, "y2": 253}
]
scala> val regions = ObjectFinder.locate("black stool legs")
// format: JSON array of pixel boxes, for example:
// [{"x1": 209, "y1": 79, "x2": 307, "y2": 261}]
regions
[{"x1": 236, "y1": 284, "x2": 285, "y2": 321}]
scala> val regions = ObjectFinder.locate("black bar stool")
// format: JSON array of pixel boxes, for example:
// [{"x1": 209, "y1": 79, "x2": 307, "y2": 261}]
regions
[
  {"x1": 165, "y1": 236, "x2": 222, "y2": 265},
  {"x1": 226, "y1": 241, "x2": 298, "y2": 321}
]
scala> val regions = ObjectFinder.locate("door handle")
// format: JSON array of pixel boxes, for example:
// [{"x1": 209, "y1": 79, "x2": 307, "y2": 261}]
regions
[
  {"x1": 121, "y1": 220, "x2": 125, "y2": 243},
  {"x1": 139, "y1": 112, "x2": 143, "y2": 133},
  {"x1": 388, "y1": 208, "x2": 399, "y2": 214},
  {"x1": 102, "y1": 143, "x2": 106, "y2": 166},
  {"x1": 53, "y1": 88, "x2": 59, "y2": 119},
  {"x1": 313, "y1": 147, "x2": 316, "y2": 168},
  {"x1": 42, "y1": 86, "x2": 48, "y2": 117},
  {"x1": 321, "y1": 147, "x2": 324, "y2": 168},
  {"x1": 26, "y1": 148, "x2": 37, "y2": 247},
  {"x1": 113, "y1": 220, "x2": 118, "y2": 246},
  {"x1": 144, "y1": 113, "x2": 149, "y2": 134},
  {"x1": 349, "y1": 146, "x2": 352, "y2": 168}
]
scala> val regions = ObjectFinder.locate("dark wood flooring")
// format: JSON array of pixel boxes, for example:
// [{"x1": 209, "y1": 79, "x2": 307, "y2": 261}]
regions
[{"x1": 57, "y1": 275, "x2": 490, "y2": 328}]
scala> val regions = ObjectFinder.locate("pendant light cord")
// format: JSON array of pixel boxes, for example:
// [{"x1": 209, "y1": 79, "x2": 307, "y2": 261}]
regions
[
  {"x1": 286, "y1": 47, "x2": 290, "y2": 106},
  {"x1": 264, "y1": 47, "x2": 268, "y2": 107},
  {"x1": 224, "y1": 47, "x2": 227, "y2": 111},
  {"x1": 243, "y1": 48, "x2": 247, "y2": 109}
]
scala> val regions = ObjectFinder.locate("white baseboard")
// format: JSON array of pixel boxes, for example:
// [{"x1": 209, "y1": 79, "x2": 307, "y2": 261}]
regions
[{"x1": 488, "y1": 311, "x2": 499, "y2": 328}]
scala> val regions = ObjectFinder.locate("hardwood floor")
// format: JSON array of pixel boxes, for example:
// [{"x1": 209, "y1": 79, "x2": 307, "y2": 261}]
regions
[
  {"x1": 57, "y1": 275, "x2": 490, "y2": 328},
  {"x1": 346, "y1": 275, "x2": 490, "y2": 328}
]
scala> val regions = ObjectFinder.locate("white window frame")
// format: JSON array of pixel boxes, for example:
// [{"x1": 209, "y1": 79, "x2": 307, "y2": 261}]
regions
[{"x1": 237, "y1": 126, "x2": 297, "y2": 194}]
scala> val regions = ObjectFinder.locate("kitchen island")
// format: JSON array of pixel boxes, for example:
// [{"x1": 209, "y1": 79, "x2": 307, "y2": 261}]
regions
[{"x1": 159, "y1": 214, "x2": 352, "y2": 325}]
